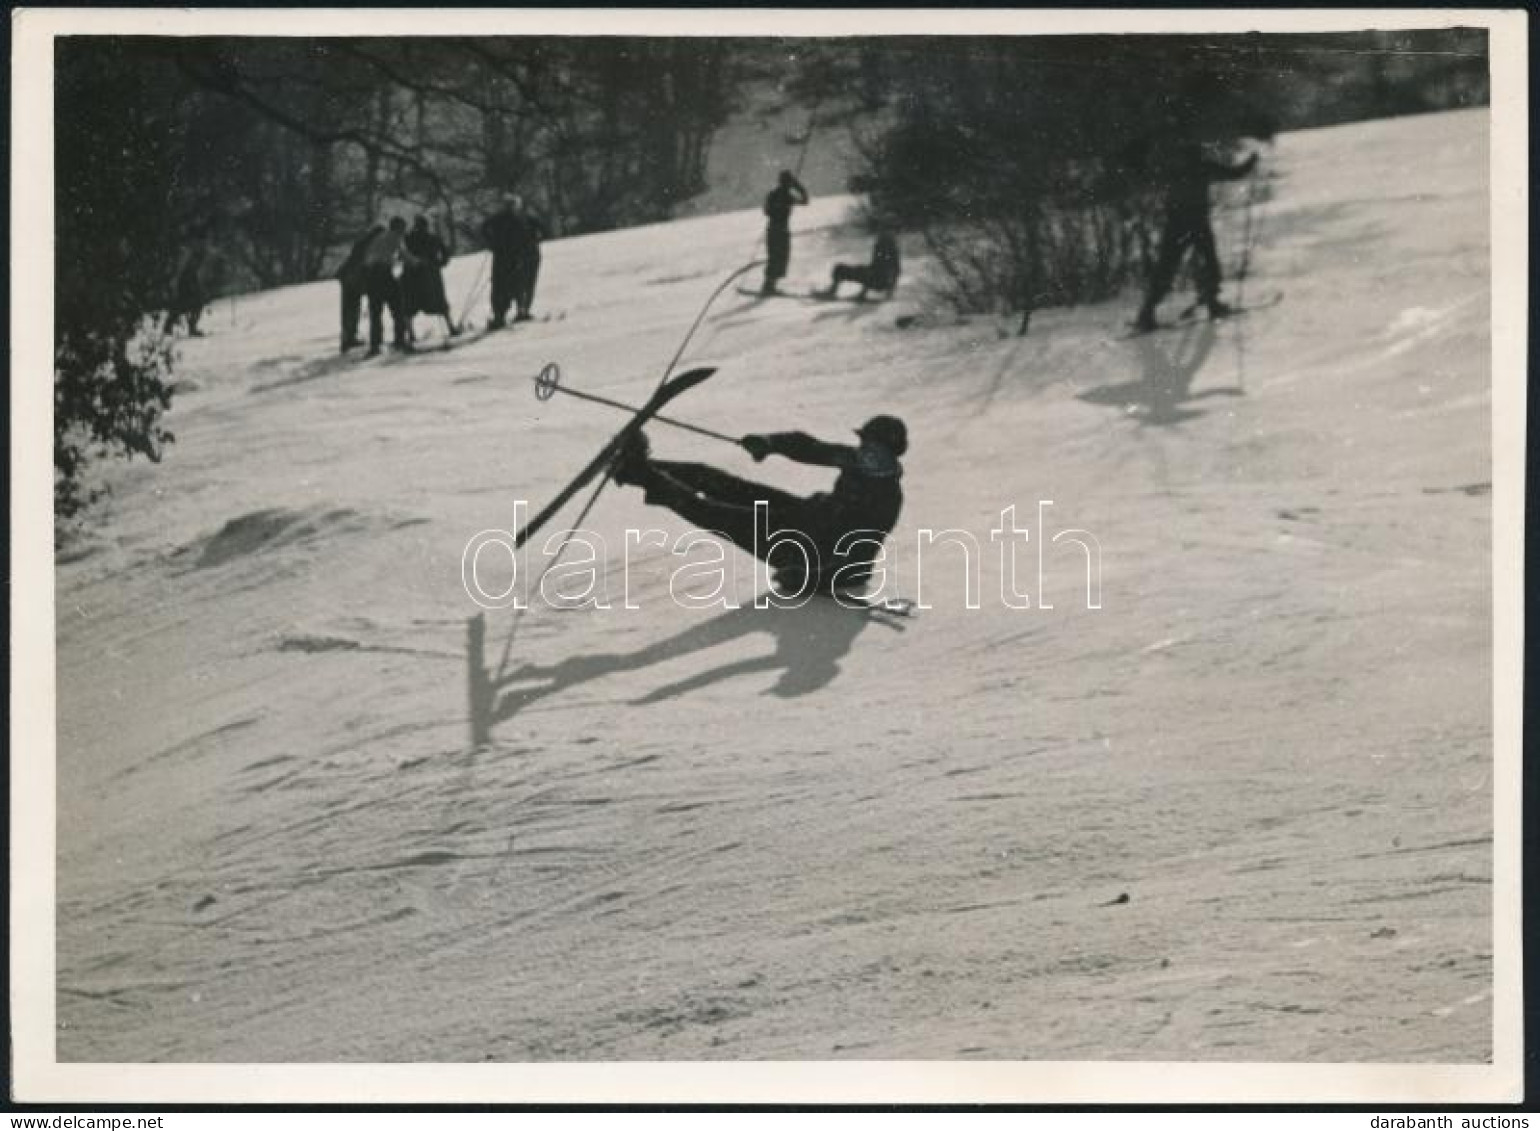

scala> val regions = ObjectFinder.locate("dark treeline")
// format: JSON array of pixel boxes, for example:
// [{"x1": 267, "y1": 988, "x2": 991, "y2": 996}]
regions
[
  {"x1": 61, "y1": 36, "x2": 734, "y2": 291},
  {"x1": 53, "y1": 31, "x2": 1487, "y2": 517},
  {"x1": 54, "y1": 35, "x2": 738, "y2": 515}
]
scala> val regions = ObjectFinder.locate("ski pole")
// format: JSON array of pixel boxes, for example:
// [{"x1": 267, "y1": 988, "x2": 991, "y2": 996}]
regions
[
  {"x1": 459, "y1": 250, "x2": 490, "y2": 320},
  {"x1": 532, "y1": 369, "x2": 739, "y2": 446},
  {"x1": 492, "y1": 265, "x2": 758, "y2": 685},
  {"x1": 1235, "y1": 163, "x2": 1261, "y2": 295},
  {"x1": 794, "y1": 92, "x2": 822, "y2": 180}
]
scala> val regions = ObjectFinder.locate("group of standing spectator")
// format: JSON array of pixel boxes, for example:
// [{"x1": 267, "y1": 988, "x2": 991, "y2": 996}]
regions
[
  {"x1": 336, "y1": 193, "x2": 545, "y2": 355},
  {"x1": 337, "y1": 215, "x2": 458, "y2": 356}
]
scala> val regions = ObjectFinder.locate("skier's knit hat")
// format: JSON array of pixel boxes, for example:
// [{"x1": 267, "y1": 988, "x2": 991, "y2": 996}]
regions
[{"x1": 856, "y1": 414, "x2": 908, "y2": 457}]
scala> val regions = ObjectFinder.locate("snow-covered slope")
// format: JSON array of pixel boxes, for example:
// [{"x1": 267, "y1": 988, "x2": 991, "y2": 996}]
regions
[{"x1": 56, "y1": 109, "x2": 1493, "y2": 1064}]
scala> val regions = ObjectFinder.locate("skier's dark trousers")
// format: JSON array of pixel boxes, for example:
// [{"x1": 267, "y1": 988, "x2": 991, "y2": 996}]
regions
[
  {"x1": 824, "y1": 231, "x2": 901, "y2": 300},
  {"x1": 1136, "y1": 142, "x2": 1258, "y2": 331},
  {"x1": 513, "y1": 254, "x2": 541, "y2": 322},
  {"x1": 761, "y1": 170, "x2": 809, "y2": 295},
  {"x1": 614, "y1": 415, "x2": 907, "y2": 595},
  {"x1": 482, "y1": 194, "x2": 519, "y2": 328},
  {"x1": 338, "y1": 225, "x2": 382, "y2": 352}
]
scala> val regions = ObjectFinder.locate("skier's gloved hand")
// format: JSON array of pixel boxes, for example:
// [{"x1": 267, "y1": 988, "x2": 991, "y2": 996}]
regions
[{"x1": 741, "y1": 434, "x2": 772, "y2": 462}]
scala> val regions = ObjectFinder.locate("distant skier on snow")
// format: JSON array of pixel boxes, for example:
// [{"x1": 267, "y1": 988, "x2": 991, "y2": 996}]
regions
[
  {"x1": 337, "y1": 224, "x2": 382, "y2": 353},
  {"x1": 760, "y1": 169, "x2": 810, "y2": 296},
  {"x1": 820, "y1": 229, "x2": 901, "y2": 301},
  {"x1": 481, "y1": 192, "x2": 545, "y2": 327},
  {"x1": 1134, "y1": 140, "x2": 1259, "y2": 332},
  {"x1": 163, "y1": 237, "x2": 213, "y2": 337},
  {"x1": 610, "y1": 414, "x2": 907, "y2": 596},
  {"x1": 361, "y1": 217, "x2": 419, "y2": 357},
  {"x1": 403, "y1": 214, "x2": 459, "y2": 340}
]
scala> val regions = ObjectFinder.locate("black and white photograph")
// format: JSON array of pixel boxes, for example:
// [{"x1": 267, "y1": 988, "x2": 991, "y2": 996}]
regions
[{"x1": 10, "y1": 8, "x2": 1525, "y2": 1105}]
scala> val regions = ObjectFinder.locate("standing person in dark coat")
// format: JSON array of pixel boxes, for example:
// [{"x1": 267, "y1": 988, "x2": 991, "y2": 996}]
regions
[
  {"x1": 362, "y1": 217, "x2": 418, "y2": 356},
  {"x1": 404, "y1": 214, "x2": 459, "y2": 339},
  {"x1": 509, "y1": 196, "x2": 545, "y2": 323},
  {"x1": 1134, "y1": 140, "x2": 1259, "y2": 332},
  {"x1": 820, "y1": 229, "x2": 901, "y2": 300},
  {"x1": 481, "y1": 193, "x2": 544, "y2": 329},
  {"x1": 337, "y1": 224, "x2": 382, "y2": 352},
  {"x1": 163, "y1": 239, "x2": 211, "y2": 336},
  {"x1": 761, "y1": 169, "x2": 809, "y2": 296},
  {"x1": 610, "y1": 414, "x2": 907, "y2": 597}
]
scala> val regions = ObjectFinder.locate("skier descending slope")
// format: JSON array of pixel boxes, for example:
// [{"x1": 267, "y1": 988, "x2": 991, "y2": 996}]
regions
[
  {"x1": 610, "y1": 415, "x2": 907, "y2": 598},
  {"x1": 1134, "y1": 139, "x2": 1260, "y2": 332}
]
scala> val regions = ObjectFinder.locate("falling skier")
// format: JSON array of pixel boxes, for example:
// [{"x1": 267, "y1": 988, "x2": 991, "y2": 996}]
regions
[
  {"x1": 760, "y1": 169, "x2": 810, "y2": 296},
  {"x1": 1134, "y1": 139, "x2": 1259, "y2": 333},
  {"x1": 610, "y1": 414, "x2": 907, "y2": 597}
]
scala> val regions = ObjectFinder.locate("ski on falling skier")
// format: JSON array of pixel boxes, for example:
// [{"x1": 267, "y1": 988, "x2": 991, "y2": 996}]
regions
[{"x1": 514, "y1": 365, "x2": 718, "y2": 550}]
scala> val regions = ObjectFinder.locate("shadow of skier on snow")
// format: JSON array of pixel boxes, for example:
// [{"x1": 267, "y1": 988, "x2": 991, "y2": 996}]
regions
[
  {"x1": 490, "y1": 597, "x2": 903, "y2": 724},
  {"x1": 1077, "y1": 319, "x2": 1236, "y2": 427}
]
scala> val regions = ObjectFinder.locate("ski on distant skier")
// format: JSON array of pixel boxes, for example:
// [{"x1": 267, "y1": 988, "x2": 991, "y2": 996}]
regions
[
  {"x1": 1121, "y1": 291, "x2": 1283, "y2": 338},
  {"x1": 341, "y1": 322, "x2": 491, "y2": 361},
  {"x1": 514, "y1": 365, "x2": 718, "y2": 550},
  {"x1": 733, "y1": 286, "x2": 890, "y2": 304},
  {"x1": 1184, "y1": 290, "x2": 1283, "y2": 322},
  {"x1": 426, "y1": 324, "x2": 494, "y2": 352},
  {"x1": 499, "y1": 310, "x2": 565, "y2": 325}
]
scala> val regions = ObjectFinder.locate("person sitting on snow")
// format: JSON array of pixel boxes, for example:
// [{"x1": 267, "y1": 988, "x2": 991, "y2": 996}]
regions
[
  {"x1": 820, "y1": 229, "x2": 901, "y2": 301},
  {"x1": 610, "y1": 414, "x2": 908, "y2": 597}
]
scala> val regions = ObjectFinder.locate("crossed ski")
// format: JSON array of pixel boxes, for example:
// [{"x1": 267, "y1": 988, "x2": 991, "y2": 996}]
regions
[{"x1": 513, "y1": 365, "x2": 718, "y2": 550}]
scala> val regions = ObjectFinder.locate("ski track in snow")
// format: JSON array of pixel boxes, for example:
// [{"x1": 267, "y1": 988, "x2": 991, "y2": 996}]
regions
[{"x1": 56, "y1": 110, "x2": 1492, "y2": 1063}]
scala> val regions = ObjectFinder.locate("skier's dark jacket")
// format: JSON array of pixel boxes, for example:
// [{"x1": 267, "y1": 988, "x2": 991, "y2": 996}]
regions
[
  {"x1": 405, "y1": 226, "x2": 449, "y2": 268},
  {"x1": 337, "y1": 227, "x2": 382, "y2": 286},
  {"x1": 757, "y1": 430, "x2": 904, "y2": 553},
  {"x1": 1163, "y1": 144, "x2": 1258, "y2": 224},
  {"x1": 482, "y1": 210, "x2": 544, "y2": 258},
  {"x1": 763, "y1": 182, "x2": 807, "y2": 234}
]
